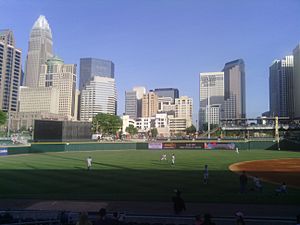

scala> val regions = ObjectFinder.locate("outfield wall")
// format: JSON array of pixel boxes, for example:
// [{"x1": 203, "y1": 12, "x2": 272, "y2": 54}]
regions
[
  {"x1": 3, "y1": 140, "x2": 284, "y2": 155},
  {"x1": 5, "y1": 142, "x2": 148, "y2": 155}
]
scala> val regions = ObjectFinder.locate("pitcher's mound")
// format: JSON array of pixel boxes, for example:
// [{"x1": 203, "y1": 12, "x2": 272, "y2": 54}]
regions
[{"x1": 229, "y1": 158, "x2": 300, "y2": 188}]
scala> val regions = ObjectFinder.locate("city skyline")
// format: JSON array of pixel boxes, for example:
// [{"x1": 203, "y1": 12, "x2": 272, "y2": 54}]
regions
[{"x1": 1, "y1": 0, "x2": 300, "y2": 121}]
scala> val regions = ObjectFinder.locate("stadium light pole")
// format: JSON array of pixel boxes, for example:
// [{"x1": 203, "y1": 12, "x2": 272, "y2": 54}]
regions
[
  {"x1": 275, "y1": 116, "x2": 280, "y2": 150},
  {"x1": 7, "y1": 112, "x2": 11, "y2": 138},
  {"x1": 207, "y1": 79, "x2": 211, "y2": 139}
]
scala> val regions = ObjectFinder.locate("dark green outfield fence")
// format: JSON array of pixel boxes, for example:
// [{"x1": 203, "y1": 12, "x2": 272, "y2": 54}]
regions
[
  {"x1": 234, "y1": 140, "x2": 279, "y2": 150},
  {"x1": 4, "y1": 140, "x2": 298, "y2": 155},
  {"x1": 6, "y1": 142, "x2": 149, "y2": 155}
]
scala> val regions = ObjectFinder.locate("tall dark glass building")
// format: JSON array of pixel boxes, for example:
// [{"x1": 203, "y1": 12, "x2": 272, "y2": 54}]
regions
[
  {"x1": 79, "y1": 58, "x2": 114, "y2": 90},
  {"x1": 154, "y1": 88, "x2": 179, "y2": 103},
  {"x1": 223, "y1": 59, "x2": 246, "y2": 119},
  {"x1": 269, "y1": 56, "x2": 294, "y2": 117},
  {"x1": 125, "y1": 90, "x2": 137, "y2": 119}
]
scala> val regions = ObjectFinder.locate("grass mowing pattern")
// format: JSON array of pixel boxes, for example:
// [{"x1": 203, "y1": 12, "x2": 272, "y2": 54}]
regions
[{"x1": 0, "y1": 149, "x2": 300, "y2": 204}]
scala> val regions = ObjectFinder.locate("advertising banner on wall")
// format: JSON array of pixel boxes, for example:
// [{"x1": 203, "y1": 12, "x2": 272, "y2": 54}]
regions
[
  {"x1": 148, "y1": 142, "x2": 234, "y2": 150},
  {"x1": 0, "y1": 148, "x2": 8, "y2": 156},
  {"x1": 148, "y1": 142, "x2": 163, "y2": 149},
  {"x1": 162, "y1": 143, "x2": 176, "y2": 149},
  {"x1": 204, "y1": 142, "x2": 235, "y2": 150},
  {"x1": 176, "y1": 142, "x2": 204, "y2": 149}
]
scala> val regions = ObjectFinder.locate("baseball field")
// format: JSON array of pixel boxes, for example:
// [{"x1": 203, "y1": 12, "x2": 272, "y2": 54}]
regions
[{"x1": 0, "y1": 149, "x2": 300, "y2": 204}]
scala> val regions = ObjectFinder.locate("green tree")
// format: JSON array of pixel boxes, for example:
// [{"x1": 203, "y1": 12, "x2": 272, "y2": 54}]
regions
[
  {"x1": 185, "y1": 125, "x2": 196, "y2": 134},
  {"x1": 125, "y1": 124, "x2": 138, "y2": 137},
  {"x1": 0, "y1": 111, "x2": 7, "y2": 125},
  {"x1": 150, "y1": 128, "x2": 158, "y2": 138},
  {"x1": 92, "y1": 113, "x2": 122, "y2": 135}
]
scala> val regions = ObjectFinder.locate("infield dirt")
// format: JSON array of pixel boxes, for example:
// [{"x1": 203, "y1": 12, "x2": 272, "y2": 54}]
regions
[{"x1": 229, "y1": 158, "x2": 300, "y2": 188}]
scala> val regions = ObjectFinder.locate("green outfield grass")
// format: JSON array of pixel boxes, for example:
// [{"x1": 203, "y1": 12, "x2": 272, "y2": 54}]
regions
[{"x1": 0, "y1": 149, "x2": 300, "y2": 204}]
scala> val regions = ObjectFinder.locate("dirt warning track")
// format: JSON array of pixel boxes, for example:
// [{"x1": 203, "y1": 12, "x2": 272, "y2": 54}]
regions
[{"x1": 229, "y1": 158, "x2": 300, "y2": 188}]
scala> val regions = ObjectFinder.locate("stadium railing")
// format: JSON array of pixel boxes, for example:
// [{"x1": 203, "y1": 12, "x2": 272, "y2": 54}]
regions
[{"x1": 0, "y1": 210, "x2": 296, "y2": 225}]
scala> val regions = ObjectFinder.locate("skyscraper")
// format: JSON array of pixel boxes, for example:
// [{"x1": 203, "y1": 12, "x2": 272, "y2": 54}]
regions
[
  {"x1": 154, "y1": 88, "x2": 179, "y2": 103},
  {"x1": 20, "y1": 56, "x2": 77, "y2": 120},
  {"x1": 133, "y1": 86, "x2": 146, "y2": 117},
  {"x1": 293, "y1": 44, "x2": 300, "y2": 118},
  {"x1": 0, "y1": 29, "x2": 22, "y2": 112},
  {"x1": 223, "y1": 59, "x2": 246, "y2": 119},
  {"x1": 269, "y1": 56, "x2": 294, "y2": 117},
  {"x1": 19, "y1": 86, "x2": 59, "y2": 114},
  {"x1": 142, "y1": 91, "x2": 158, "y2": 117},
  {"x1": 158, "y1": 96, "x2": 175, "y2": 115},
  {"x1": 80, "y1": 76, "x2": 117, "y2": 121},
  {"x1": 199, "y1": 72, "x2": 224, "y2": 129},
  {"x1": 125, "y1": 90, "x2": 137, "y2": 119},
  {"x1": 39, "y1": 56, "x2": 77, "y2": 119},
  {"x1": 175, "y1": 96, "x2": 193, "y2": 127},
  {"x1": 79, "y1": 58, "x2": 114, "y2": 90},
  {"x1": 25, "y1": 15, "x2": 53, "y2": 87}
]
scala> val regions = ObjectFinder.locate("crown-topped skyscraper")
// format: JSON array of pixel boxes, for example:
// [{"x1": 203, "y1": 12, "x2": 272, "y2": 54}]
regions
[{"x1": 25, "y1": 15, "x2": 53, "y2": 87}]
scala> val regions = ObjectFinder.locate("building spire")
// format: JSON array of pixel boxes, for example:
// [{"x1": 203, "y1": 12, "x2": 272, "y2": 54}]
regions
[{"x1": 32, "y1": 15, "x2": 51, "y2": 31}]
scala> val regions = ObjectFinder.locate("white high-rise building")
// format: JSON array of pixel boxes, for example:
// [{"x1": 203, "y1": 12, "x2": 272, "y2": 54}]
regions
[
  {"x1": 158, "y1": 97, "x2": 175, "y2": 114},
  {"x1": 0, "y1": 29, "x2": 22, "y2": 112},
  {"x1": 133, "y1": 86, "x2": 146, "y2": 100},
  {"x1": 175, "y1": 96, "x2": 193, "y2": 127},
  {"x1": 25, "y1": 15, "x2": 53, "y2": 87},
  {"x1": 19, "y1": 56, "x2": 76, "y2": 120},
  {"x1": 19, "y1": 86, "x2": 59, "y2": 114},
  {"x1": 39, "y1": 56, "x2": 77, "y2": 119},
  {"x1": 205, "y1": 104, "x2": 222, "y2": 126},
  {"x1": 199, "y1": 72, "x2": 224, "y2": 129},
  {"x1": 80, "y1": 76, "x2": 117, "y2": 121},
  {"x1": 168, "y1": 115, "x2": 188, "y2": 134}
]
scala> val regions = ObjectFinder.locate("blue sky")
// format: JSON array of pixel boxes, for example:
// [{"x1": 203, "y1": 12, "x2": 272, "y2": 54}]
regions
[{"x1": 1, "y1": 0, "x2": 300, "y2": 121}]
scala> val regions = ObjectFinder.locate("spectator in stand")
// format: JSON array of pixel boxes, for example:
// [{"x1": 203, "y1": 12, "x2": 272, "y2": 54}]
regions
[
  {"x1": 194, "y1": 214, "x2": 203, "y2": 225},
  {"x1": 296, "y1": 214, "x2": 300, "y2": 225},
  {"x1": 172, "y1": 189, "x2": 186, "y2": 215},
  {"x1": 111, "y1": 212, "x2": 125, "y2": 225},
  {"x1": 95, "y1": 208, "x2": 113, "y2": 225},
  {"x1": 275, "y1": 182, "x2": 287, "y2": 195},
  {"x1": 76, "y1": 212, "x2": 92, "y2": 225},
  {"x1": 252, "y1": 176, "x2": 263, "y2": 192},
  {"x1": 202, "y1": 213, "x2": 216, "y2": 225},
  {"x1": 239, "y1": 171, "x2": 248, "y2": 193},
  {"x1": 235, "y1": 212, "x2": 245, "y2": 225},
  {"x1": 0, "y1": 212, "x2": 13, "y2": 224},
  {"x1": 59, "y1": 211, "x2": 68, "y2": 225}
]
